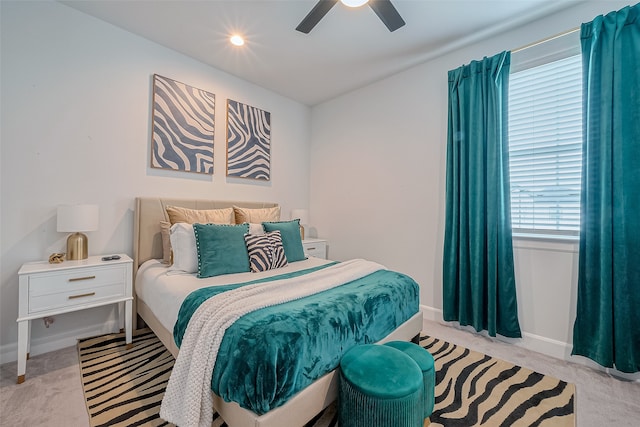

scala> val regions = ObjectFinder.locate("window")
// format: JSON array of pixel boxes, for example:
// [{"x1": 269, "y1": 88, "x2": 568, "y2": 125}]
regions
[{"x1": 508, "y1": 43, "x2": 582, "y2": 236}]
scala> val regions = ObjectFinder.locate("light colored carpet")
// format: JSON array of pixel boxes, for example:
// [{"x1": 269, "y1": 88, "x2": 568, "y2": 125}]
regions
[{"x1": 1, "y1": 319, "x2": 639, "y2": 426}]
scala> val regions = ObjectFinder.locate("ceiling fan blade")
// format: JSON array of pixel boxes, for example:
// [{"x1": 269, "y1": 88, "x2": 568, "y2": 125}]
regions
[
  {"x1": 296, "y1": 0, "x2": 339, "y2": 34},
  {"x1": 368, "y1": 0, "x2": 405, "y2": 32}
]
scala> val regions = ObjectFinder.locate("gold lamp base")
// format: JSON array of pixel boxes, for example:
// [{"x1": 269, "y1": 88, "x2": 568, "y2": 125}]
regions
[{"x1": 66, "y1": 232, "x2": 89, "y2": 260}]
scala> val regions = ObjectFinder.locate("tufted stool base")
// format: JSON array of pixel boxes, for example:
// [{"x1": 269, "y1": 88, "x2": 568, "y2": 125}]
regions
[
  {"x1": 339, "y1": 344, "x2": 424, "y2": 427},
  {"x1": 385, "y1": 340, "x2": 436, "y2": 422}
]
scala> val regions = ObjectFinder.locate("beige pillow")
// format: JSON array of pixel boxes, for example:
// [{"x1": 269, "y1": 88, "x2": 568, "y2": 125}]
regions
[
  {"x1": 159, "y1": 221, "x2": 172, "y2": 264},
  {"x1": 233, "y1": 206, "x2": 280, "y2": 224},
  {"x1": 165, "y1": 206, "x2": 234, "y2": 225}
]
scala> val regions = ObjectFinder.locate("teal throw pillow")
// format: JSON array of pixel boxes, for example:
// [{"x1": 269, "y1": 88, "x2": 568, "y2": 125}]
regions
[
  {"x1": 193, "y1": 223, "x2": 250, "y2": 278},
  {"x1": 262, "y1": 219, "x2": 306, "y2": 262}
]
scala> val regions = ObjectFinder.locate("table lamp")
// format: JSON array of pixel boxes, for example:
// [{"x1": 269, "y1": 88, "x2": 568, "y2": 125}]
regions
[
  {"x1": 291, "y1": 208, "x2": 309, "y2": 240},
  {"x1": 57, "y1": 204, "x2": 99, "y2": 260}
]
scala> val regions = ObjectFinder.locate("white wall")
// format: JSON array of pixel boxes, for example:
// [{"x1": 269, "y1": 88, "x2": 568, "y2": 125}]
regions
[
  {"x1": 0, "y1": 0, "x2": 311, "y2": 362},
  {"x1": 309, "y1": 0, "x2": 631, "y2": 365},
  {"x1": 2, "y1": 0, "x2": 633, "y2": 372}
]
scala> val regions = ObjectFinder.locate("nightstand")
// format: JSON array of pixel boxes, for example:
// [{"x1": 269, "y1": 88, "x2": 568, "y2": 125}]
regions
[
  {"x1": 16, "y1": 254, "x2": 133, "y2": 384},
  {"x1": 302, "y1": 238, "x2": 328, "y2": 259}
]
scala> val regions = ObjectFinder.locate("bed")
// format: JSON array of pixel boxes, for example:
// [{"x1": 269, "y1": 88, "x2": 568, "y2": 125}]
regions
[{"x1": 132, "y1": 197, "x2": 423, "y2": 427}]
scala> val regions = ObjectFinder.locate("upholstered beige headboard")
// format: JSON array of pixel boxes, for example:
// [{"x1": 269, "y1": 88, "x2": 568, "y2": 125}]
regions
[
  {"x1": 133, "y1": 197, "x2": 278, "y2": 270},
  {"x1": 132, "y1": 197, "x2": 278, "y2": 327}
]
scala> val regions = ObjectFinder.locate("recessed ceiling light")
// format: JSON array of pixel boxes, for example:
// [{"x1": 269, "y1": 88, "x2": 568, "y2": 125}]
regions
[
  {"x1": 230, "y1": 35, "x2": 245, "y2": 46},
  {"x1": 341, "y1": 0, "x2": 369, "y2": 7}
]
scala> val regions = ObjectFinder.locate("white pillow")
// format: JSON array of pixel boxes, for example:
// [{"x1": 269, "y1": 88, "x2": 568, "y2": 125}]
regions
[
  {"x1": 169, "y1": 223, "x2": 198, "y2": 274},
  {"x1": 248, "y1": 223, "x2": 265, "y2": 235}
]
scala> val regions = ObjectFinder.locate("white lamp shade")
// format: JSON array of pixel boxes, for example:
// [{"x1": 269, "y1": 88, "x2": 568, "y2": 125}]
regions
[
  {"x1": 57, "y1": 204, "x2": 99, "y2": 232},
  {"x1": 291, "y1": 209, "x2": 309, "y2": 225}
]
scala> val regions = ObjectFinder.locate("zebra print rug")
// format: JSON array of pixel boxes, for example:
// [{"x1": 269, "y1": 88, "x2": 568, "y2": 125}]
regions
[
  {"x1": 424, "y1": 336, "x2": 575, "y2": 427},
  {"x1": 78, "y1": 330, "x2": 575, "y2": 427}
]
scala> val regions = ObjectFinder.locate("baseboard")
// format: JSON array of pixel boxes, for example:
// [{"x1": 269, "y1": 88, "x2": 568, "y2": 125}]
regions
[
  {"x1": 518, "y1": 330, "x2": 571, "y2": 360},
  {"x1": 419, "y1": 304, "x2": 639, "y2": 382},
  {"x1": 420, "y1": 305, "x2": 442, "y2": 322},
  {"x1": 0, "y1": 319, "x2": 120, "y2": 365},
  {"x1": 521, "y1": 333, "x2": 640, "y2": 381},
  {"x1": 420, "y1": 305, "x2": 571, "y2": 358}
]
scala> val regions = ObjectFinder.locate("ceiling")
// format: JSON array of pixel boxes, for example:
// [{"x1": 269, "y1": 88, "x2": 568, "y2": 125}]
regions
[{"x1": 60, "y1": 0, "x2": 580, "y2": 106}]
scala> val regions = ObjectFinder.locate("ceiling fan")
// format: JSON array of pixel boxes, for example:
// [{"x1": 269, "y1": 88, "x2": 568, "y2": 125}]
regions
[{"x1": 296, "y1": 0, "x2": 406, "y2": 34}]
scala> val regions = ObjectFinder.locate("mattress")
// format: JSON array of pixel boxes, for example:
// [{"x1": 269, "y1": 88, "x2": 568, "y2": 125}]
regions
[{"x1": 135, "y1": 256, "x2": 335, "y2": 336}]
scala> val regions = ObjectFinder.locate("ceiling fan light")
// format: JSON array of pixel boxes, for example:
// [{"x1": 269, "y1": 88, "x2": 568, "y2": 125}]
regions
[
  {"x1": 341, "y1": 0, "x2": 369, "y2": 8},
  {"x1": 230, "y1": 35, "x2": 245, "y2": 46}
]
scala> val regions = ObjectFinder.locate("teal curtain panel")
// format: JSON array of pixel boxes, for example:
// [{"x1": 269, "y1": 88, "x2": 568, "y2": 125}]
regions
[
  {"x1": 572, "y1": 3, "x2": 640, "y2": 373},
  {"x1": 443, "y1": 51, "x2": 522, "y2": 338}
]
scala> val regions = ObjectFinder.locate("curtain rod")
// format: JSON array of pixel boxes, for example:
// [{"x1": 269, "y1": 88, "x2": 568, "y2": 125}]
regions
[{"x1": 512, "y1": 26, "x2": 580, "y2": 53}]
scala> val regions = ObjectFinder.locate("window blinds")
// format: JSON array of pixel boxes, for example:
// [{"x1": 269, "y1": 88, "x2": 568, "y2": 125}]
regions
[{"x1": 508, "y1": 54, "x2": 582, "y2": 234}]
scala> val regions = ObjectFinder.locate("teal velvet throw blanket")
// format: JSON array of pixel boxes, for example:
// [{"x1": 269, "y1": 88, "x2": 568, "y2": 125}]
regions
[{"x1": 173, "y1": 264, "x2": 419, "y2": 415}]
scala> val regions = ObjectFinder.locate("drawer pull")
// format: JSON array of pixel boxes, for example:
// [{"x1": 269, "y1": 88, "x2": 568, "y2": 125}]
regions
[
  {"x1": 68, "y1": 292, "x2": 96, "y2": 300},
  {"x1": 307, "y1": 247, "x2": 316, "y2": 250},
  {"x1": 68, "y1": 275, "x2": 96, "y2": 282}
]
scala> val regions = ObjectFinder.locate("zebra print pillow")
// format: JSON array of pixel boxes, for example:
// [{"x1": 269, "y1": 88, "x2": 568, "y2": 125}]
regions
[{"x1": 244, "y1": 230, "x2": 288, "y2": 273}]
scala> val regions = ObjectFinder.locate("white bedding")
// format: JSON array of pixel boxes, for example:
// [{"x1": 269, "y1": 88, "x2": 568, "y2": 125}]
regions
[{"x1": 135, "y1": 257, "x2": 334, "y2": 335}]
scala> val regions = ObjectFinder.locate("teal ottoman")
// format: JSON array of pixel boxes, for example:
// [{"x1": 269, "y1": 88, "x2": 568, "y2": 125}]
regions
[
  {"x1": 384, "y1": 341, "x2": 436, "y2": 421},
  {"x1": 339, "y1": 344, "x2": 424, "y2": 427}
]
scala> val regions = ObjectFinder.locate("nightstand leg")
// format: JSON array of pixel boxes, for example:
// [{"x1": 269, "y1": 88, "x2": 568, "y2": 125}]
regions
[
  {"x1": 117, "y1": 301, "x2": 124, "y2": 333},
  {"x1": 17, "y1": 320, "x2": 29, "y2": 384},
  {"x1": 124, "y1": 299, "x2": 132, "y2": 349},
  {"x1": 27, "y1": 320, "x2": 31, "y2": 356}
]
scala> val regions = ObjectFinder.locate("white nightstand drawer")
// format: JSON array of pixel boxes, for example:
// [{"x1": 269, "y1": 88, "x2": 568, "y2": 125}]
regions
[
  {"x1": 28, "y1": 266, "x2": 126, "y2": 296},
  {"x1": 305, "y1": 245, "x2": 326, "y2": 258},
  {"x1": 303, "y1": 239, "x2": 327, "y2": 259},
  {"x1": 29, "y1": 282, "x2": 126, "y2": 313}
]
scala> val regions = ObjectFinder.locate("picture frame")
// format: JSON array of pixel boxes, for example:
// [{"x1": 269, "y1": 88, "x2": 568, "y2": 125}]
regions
[
  {"x1": 226, "y1": 99, "x2": 271, "y2": 181},
  {"x1": 150, "y1": 74, "x2": 215, "y2": 174}
]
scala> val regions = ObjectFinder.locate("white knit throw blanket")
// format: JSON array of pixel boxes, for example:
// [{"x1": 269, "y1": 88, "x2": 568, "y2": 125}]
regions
[{"x1": 159, "y1": 259, "x2": 384, "y2": 427}]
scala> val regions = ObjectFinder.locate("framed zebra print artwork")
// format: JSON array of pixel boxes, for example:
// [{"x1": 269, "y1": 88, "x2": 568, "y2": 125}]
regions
[
  {"x1": 150, "y1": 74, "x2": 215, "y2": 174},
  {"x1": 226, "y1": 99, "x2": 271, "y2": 181}
]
